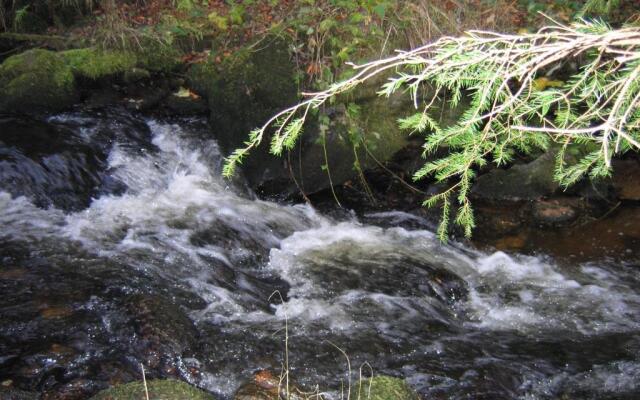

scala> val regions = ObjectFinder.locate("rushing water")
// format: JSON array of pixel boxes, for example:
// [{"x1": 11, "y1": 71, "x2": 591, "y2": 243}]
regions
[{"x1": 1, "y1": 110, "x2": 639, "y2": 399}]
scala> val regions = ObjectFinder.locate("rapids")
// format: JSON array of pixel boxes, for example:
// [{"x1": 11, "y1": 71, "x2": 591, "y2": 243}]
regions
[{"x1": 1, "y1": 110, "x2": 639, "y2": 399}]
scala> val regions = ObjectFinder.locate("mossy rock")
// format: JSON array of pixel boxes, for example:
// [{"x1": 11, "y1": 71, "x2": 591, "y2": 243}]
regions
[
  {"x1": 90, "y1": 379, "x2": 216, "y2": 400},
  {"x1": 186, "y1": 38, "x2": 299, "y2": 191},
  {"x1": 136, "y1": 40, "x2": 183, "y2": 73},
  {"x1": 357, "y1": 376, "x2": 420, "y2": 400},
  {"x1": 62, "y1": 48, "x2": 137, "y2": 80},
  {"x1": 0, "y1": 49, "x2": 76, "y2": 113}
]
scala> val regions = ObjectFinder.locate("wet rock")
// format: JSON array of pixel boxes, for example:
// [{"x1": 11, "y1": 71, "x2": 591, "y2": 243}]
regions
[
  {"x1": 124, "y1": 294, "x2": 200, "y2": 358},
  {"x1": 474, "y1": 203, "x2": 524, "y2": 237},
  {"x1": 357, "y1": 376, "x2": 420, "y2": 400},
  {"x1": 472, "y1": 150, "x2": 559, "y2": 201},
  {"x1": 84, "y1": 88, "x2": 121, "y2": 109},
  {"x1": 89, "y1": 379, "x2": 215, "y2": 400},
  {"x1": 0, "y1": 114, "x2": 131, "y2": 211},
  {"x1": 492, "y1": 233, "x2": 527, "y2": 252},
  {"x1": 41, "y1": 378, "x2": 102, "y2": 400},
  {"x1": 532, "y1": 199, "x2": 579, "y2": 226},
  {"x1": 298, "y1": 247, "x2": 468, "y2": 306}
]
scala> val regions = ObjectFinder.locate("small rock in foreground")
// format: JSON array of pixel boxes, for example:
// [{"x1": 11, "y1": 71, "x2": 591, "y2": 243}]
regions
[{"x1": 89, "y1": 379, "x2": 215, "y2": 400}]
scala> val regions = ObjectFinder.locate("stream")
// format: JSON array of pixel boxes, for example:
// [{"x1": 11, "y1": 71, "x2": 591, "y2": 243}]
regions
[{"x1": 1, "y1": 109, "x2": 639, "y2": 399}]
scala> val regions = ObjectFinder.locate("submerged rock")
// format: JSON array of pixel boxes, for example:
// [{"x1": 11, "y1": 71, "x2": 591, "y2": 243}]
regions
[
  {"x1": 90, "y1": 379, "x2": 215, "y2": 400},
  {"x1": 357, "y1": 376, "x2": 420, "y2": 400}
]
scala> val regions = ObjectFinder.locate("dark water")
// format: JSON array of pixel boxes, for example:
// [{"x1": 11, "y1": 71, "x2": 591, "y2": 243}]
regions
[{"x1": 1, "y1": 110, "x2": 639, "y2": 399}]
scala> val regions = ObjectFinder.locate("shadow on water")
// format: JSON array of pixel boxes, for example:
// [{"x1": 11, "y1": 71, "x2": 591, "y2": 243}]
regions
[{"x1": 0, "y1": 108, "x2": 639, "y2": 399}]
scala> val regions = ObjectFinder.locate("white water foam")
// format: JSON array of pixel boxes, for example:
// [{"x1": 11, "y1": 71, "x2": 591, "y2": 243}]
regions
[{"x1": 2, "y1": 117, "x2": 639, "y2": 338}]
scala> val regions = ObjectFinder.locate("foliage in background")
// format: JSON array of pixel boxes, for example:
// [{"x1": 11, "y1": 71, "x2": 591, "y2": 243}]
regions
[{"x1": 223, "y1": 20, "x2": 640, "y2": 240}]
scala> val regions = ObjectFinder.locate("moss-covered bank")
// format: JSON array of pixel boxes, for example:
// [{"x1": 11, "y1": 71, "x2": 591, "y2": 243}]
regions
[
  {"x1": 0, "y1": 45, "x2": 181, "y2": 114},
  {"x1": 90, "y1": 379, "x2": 215, "y2": 400}
]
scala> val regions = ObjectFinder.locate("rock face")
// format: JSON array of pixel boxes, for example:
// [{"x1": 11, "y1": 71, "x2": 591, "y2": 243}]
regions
[
  {"x1": 357, "y1": 376, "x2": 420, "y2": 400},
  {"x1": 90, "y1": 380, "x2": 215, "y2": 400}
]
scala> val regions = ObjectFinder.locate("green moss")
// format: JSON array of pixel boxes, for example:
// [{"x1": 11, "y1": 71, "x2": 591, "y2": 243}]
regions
[
  {"x1": 0, "y1": 49, "x2": 76, "y2": 113},
  {"x1": 186, "y1": 59, "x2": 218, "y2": 97},
  {"x1": 190, "y1": 38, "x2": 297, "y2": 145},
  {"x1": 136, "y1": 40, "x2": 182, "y2": 73},
  {"x1": 357, "y1": 376, "x2": 420, "y2": 400},
  {"x1": 62, "y1": 48, "x2": 137, "y2": 80},
  {"x1": 90, "y1": 379, "x2": 216, "y2": 400}
]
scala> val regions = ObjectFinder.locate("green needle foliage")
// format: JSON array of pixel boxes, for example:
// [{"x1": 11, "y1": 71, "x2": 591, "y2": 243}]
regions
[{"x1": 224, "y1": 19, "x2": 640, "y2": 241}]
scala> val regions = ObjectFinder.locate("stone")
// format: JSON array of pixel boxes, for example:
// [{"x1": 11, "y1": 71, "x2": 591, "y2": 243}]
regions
[
  {"x1": 90, "y1": 379, "x2": 215, "y2": 400},
  {"x1": 186, "y1": 38, "x2": 298, "y2": 194},
  {"x1": 472, "y1": 150, "x2": 559, "y2": 201},
  {"x1": 532, "y1": 199, "x2": 579, "y2": 226}
]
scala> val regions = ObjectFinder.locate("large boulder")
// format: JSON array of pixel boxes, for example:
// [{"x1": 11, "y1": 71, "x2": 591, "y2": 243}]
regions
[
  {"x1": 187, "y1": 38, "x2": 298, "y2": 195},
  {"x1": 90, "y1": 380, "x2": 215, "y2": 400},
  {"x1": 188, "y1": 41, "x2": 461, "y2": 198},
  {"x1": 0, "y1": 49, "x2": 77, "y2": 113}
]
